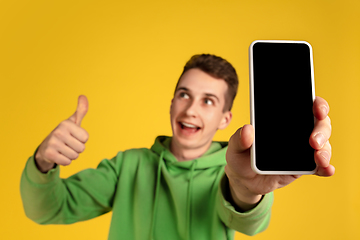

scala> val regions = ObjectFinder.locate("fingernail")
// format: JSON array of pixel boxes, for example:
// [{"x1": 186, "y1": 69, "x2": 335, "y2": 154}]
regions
[
  {"x1": 314, "y1": 133, "x2": 325, "y2": 148},
  {"x1": 321, "y1": 106, "x2": 328, "y2": 115},
  {"x1": 320, "y1": 151, "x2": 330, "y2": 162}
]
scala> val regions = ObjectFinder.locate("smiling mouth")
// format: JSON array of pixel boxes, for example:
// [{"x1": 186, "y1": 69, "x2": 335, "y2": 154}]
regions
[
  {"x1": 179, "y1": 122, "x2": 201, "y2": 133},
  {"x1": 181, "y1": 122, "x2": 200, "y2": 129},
  {"x1": 181, "y1": 122, "x2": 198, "y2": 128}
]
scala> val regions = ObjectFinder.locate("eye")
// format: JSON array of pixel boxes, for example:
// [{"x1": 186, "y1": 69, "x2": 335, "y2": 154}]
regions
[
  {"x1": 204, "y1": 98, "x2": 214, "y2": 105},
  {"x1": 179, "y1": 92, "x2": 189, "y2": 99}
]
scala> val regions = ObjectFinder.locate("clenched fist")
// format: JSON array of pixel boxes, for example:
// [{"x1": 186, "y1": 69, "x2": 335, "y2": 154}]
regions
[{"x1": 35, "y1": 95, "x2": 89, "y2": 172}]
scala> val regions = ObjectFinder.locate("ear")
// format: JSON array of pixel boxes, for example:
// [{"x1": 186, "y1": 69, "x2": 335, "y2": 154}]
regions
[
  {"x1": 218, "y1": 111, "x2": 232, "y2": 130},
  {"x1": 170, "y1": 98, "x2": 174, "y2": 114}
]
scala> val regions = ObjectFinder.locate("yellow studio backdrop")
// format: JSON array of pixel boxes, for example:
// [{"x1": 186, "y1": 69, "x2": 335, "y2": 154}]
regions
[{"x1": 0, "y1": 0, "x2": 359, "y2": 239}]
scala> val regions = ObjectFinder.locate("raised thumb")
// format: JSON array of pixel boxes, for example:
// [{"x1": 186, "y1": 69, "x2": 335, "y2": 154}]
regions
[{"x1": 69, "y1": 95, "x2": 88, "y2": 126}]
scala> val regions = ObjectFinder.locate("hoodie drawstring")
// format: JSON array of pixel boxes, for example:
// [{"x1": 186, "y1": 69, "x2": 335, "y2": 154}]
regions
[
  {"x1": 150, "y1": 151, "x2": 200, "y2": 240},
  {"x1": 150, "y1": 151, "x2": 164, "y2": 240},
  {"x1": 186, "y1": 160, "x2": 197, "y2": 240}
]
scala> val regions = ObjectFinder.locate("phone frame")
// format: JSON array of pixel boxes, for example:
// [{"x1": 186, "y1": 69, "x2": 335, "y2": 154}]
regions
[{"x1": 249, "y1": 40, "x2": 317, "y2": 175}]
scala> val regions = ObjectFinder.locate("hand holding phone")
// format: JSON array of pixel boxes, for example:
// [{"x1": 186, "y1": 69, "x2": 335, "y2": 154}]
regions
[{"x1": 224, "y1": 43, "x2": 333, "y2": 207}]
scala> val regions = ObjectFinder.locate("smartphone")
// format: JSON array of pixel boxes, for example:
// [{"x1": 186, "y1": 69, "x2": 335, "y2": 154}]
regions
[{"x1": 249, "y1": 40, "x2": 317, "y2": 175}]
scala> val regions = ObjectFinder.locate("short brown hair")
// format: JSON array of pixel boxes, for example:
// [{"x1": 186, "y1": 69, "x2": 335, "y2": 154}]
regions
[{"x1": 175, "y1": 54, "x2": 238, "y2": 112}]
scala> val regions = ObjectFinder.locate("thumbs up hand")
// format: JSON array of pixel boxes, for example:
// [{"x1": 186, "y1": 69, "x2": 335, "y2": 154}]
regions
[{"x1": 35, "y1": 96, "x2": 89, "y2": 173}]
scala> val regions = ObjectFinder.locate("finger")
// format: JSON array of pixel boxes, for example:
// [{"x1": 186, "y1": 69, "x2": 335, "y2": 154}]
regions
[
  {"x1": 53, "y1": 124, "x2": 87, "y2": 153},
  {"x1": 43, "y1": 147, "x2": 72, "y2": 166},
  {"x1": 75, "y1": 95, "x2": 88, "y2": 126},
  {"x1": 64, "y1": 136, "x2": 86, "y2": 153},
  {"x1": 228, "y1": 124, "x2": 254, "y2": 154},
  {"x1": 54, "y1": 153, "x2": 73, "y2": 166},
  {"x1": 70, "y1": 124, "x2": 89, "y2": 143},
  {"x1": 69, "y1": 95, "x2": 89, "y2": 126},
  {"x1": 44, "y1": 137, "x2": 79, "y2": 165},
  {"x1": 315, "y1": 164, "x2": 335, "y2": 177},
  {"x1": 313, "y1": 96, "x2": 330, "y2": 120},
  {"x1": 310, "y1": 116, "x2": 332, "y2": 149},
  {"x1": 58, "y1": 144, "x2": 80, "y2": 161},
  {"x1": 314, "y1": 141, "x2": 332, "y2": 168},
  {"x1": 56, "y1": 120, "x2": 89, "y2": 143}
]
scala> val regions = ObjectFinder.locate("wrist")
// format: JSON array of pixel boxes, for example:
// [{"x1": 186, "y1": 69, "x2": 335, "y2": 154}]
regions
[
  {"x1": 34, "y1": 151, "x2": 55, "y2": 173},
  {"x1": 227, "y1": 176, "x2": 262, "y2": 211}
]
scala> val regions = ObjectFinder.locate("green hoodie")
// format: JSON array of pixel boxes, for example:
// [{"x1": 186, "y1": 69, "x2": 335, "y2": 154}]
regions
[{"x1": 20, "y1": 136, "x2": 273, "y2": 240}]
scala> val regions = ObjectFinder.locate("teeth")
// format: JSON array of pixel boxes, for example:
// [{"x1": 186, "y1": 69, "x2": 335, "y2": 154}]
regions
[{"x1": 181, "y1": 122, "x2": 197, "y2": 128}]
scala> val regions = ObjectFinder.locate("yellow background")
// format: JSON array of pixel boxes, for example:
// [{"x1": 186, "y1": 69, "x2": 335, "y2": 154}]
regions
[{"x1": 1, "y1": 0, "x2": 359, "y2": 239}]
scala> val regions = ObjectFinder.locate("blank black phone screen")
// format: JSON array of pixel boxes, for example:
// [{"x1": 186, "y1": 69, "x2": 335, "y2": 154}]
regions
[{"x1": 252, "y1": 42, "x2": 316, "y2": 172}]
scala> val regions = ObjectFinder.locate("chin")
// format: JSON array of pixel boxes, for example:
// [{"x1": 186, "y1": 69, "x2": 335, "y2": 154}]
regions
[{"x1": 172, "y1": 134, "x2": 197, "y2": 149}]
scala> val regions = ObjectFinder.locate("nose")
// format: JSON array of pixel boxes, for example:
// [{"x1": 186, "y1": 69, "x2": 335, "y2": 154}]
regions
[{"x1": 185, "y1": 99, "x2": 198, "y2": 117}]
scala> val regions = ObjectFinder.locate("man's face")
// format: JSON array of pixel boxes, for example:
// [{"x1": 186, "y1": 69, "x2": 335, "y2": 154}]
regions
[{"x1": 170, "y1": 68, "x2": 232, "y2": 152}]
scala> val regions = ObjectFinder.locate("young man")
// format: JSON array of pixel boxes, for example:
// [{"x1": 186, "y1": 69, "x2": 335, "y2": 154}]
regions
[{"x1": 20, "y1": 54, "x2": 334, "y2": 240}]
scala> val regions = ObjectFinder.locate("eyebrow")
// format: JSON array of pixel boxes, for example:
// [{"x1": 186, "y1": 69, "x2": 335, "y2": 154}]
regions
[
  {"x1": 176, "y1": 87, "x2": 189, "y2": 92},
  {"x1": 176, "y1": 87, "x2": 220, "y2": 103},
  {"x1": 205, "y1": 93, "x2": 220, "y2": 103}
]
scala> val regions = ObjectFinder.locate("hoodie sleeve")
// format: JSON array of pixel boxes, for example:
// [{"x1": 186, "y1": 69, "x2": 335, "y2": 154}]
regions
[
  {"x1": 216, "y1": 174, "x2": 273, "y2": 236},
  {"x1": 20, "y1": 153, "x2": 121, "y2": 224}
]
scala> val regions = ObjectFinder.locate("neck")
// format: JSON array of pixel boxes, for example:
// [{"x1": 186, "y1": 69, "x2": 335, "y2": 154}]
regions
[{"x1": 169, "y1": 139, "x2": 211, "y2": 162}]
